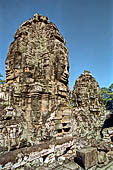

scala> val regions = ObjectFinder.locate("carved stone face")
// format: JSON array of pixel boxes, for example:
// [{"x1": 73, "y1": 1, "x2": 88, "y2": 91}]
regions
[
  {"x1": 56, "y1": 51, "x2": 69, "y2": 85},
  {"x1": 60, "y1": 61, "x2": 69, "y2": 84},
  {"x1": 2, "y1": 15, "x2": 72, "y2": 149}
]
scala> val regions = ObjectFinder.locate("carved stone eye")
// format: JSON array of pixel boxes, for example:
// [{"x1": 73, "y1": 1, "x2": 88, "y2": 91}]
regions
[
  {"x1": 67, "y1": 66, "x2": 69, "y2": 72},
  {"x1": 62, "y1": 65, "x2": 65, "y2": 69}
]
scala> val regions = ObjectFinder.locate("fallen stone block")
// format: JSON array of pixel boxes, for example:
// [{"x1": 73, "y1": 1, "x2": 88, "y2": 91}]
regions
[{"x1": 76, "y1": 147, "x2": 98, "y2": 169}]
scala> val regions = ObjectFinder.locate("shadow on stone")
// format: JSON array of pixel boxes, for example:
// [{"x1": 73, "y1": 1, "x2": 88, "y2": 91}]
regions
[
  {"x1": 74, "y1": 157, "x2": 85, "y2": 169},
  {"x1": 100, "y1": 114, "x2": 113, "y2": 138}
]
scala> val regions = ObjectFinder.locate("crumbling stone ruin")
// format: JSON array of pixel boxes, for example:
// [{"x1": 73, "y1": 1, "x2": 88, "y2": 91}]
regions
[
  {"x1": 72, "y1": 71, "x2": 105, "y2": 143},
  {"x1": 4, "y1": 13, "x2": 72, "y2": 148},
  {"x1": 72, "y1": 71, "x2": 113, "y2": 152},
  {"x1": 0, "y1": 14, "x2": 113, "y2": 170}
]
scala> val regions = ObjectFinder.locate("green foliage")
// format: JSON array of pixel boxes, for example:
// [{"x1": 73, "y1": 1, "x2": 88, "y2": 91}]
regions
[
  {"x1": 101, "y1": 83, "x2": 113, "y2": 106},
  {"x1": 0, "y1": 73, "x2": 3, "y2": 78},
  {"x1": 70, "y1": 97, "x2": 73, "y2": 109},
  {"x1": 0, "y1": 73, "x2": 5, "y2": 84},
  {"x1": 0, "y1": 80, "x2": 5, "y2": 83}
]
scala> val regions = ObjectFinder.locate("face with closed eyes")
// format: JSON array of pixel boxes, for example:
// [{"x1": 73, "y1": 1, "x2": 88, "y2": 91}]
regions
[{"x1": 56, "y1": 51, "x2": 69, "y2": 85}]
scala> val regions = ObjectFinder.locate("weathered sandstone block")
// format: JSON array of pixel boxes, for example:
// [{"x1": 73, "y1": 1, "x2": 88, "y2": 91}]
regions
[{"x1": 76, "y1": 147, "x2": 98, "y2": 169}]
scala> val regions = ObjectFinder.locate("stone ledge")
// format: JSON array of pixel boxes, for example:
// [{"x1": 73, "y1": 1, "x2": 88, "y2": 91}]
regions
[{"x1": 0, "y1": 136, "x2": 73, "y2": 167}]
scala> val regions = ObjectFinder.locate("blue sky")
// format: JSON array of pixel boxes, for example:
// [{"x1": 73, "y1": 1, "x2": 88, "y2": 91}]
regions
[{"x1": 0, "y1": 0, "x2": 113, "y2": 90}]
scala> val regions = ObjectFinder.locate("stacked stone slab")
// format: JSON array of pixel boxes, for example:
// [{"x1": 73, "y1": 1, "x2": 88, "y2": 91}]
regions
[
  {"x1": 0, "y1": 14, "x2": 72, "y2": 152},
  {"x1": 72, "y1": 70, "x2": 106, "y2": 147}
]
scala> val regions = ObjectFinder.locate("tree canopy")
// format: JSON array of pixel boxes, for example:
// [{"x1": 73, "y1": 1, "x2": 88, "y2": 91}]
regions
[
  {"x1": 0, "y1": 73, "x2": 5, "y2": 84},
  {"x1": 101, "y1": 83, "x2": 113, "y2": 110},
  {"x1": 0, "y1": 73, "x2": 3, "y2": 78}
]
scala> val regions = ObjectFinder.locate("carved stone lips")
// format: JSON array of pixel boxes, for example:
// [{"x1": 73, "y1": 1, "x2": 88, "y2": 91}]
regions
[{"x1": 61, "y1": 73, "x2": 69, "y2": 82}]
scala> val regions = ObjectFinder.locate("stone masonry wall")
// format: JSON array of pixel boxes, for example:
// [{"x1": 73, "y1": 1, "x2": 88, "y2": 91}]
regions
[
  {"x1": 0, "y1": 14, "x2": 72, "y2": 152},
  {"x1": 72, "y1": 71, "x2": 107, "y2": 149}
]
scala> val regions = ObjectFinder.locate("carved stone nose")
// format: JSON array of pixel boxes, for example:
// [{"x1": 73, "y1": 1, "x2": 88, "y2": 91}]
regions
[{"x1": 64, "y1": 66, "x2": 69, "y2": 77}]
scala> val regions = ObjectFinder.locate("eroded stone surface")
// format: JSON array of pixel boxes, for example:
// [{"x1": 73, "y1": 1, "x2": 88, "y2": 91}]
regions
[
  {"x1": 0, "y1": 137, "x2": 73, "y2": 168},
  {"x1": 72, "y1": 71, "x2": 106, "y2": 146},
  {"x1": 76, "y1": 147, "x2": 98, "y2": 169},
  {"x1": 0, "y1": 13, "x2": 113, "y2": 170},
  {"x1": 0, "y1": 13, "x2": 72, "y2": 152}
]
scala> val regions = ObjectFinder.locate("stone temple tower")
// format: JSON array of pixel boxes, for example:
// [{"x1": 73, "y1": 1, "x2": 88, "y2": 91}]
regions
[
  {"x1": 72, "y1": 70, "x2": 105, "y2": 147},
  {"x1": 5, "y1": 14, "x2": 72, "y2": 146}
]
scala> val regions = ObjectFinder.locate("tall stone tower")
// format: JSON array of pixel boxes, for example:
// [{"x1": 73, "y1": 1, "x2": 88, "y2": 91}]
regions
[
  {"x1": 5, "y1": 14, "x2": 72, "y2": 146},
  {"x1": 72, "y1": 71, "x2": 105, "y2": 147}
]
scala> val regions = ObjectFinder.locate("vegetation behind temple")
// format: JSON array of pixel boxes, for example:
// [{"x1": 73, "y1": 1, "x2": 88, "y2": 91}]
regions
[
  {"x1": 0, "y1": 73, "x2": 5, "y2": 84},
  {"x1": 101, "y1": 83, "x2": 113, "y2": 111}
]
